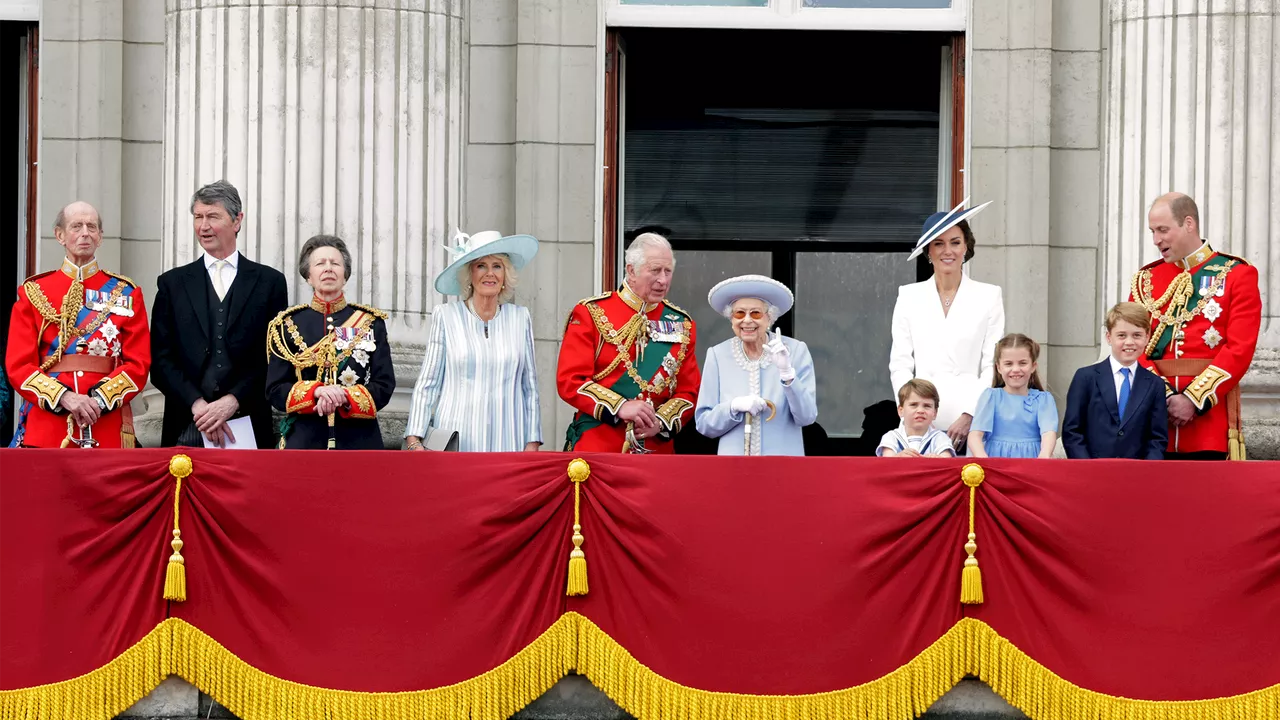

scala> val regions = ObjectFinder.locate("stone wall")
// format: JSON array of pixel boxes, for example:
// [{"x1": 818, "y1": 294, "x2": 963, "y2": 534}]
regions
[
  {"x1": 116, "y1": 675, "x2": 1028, "y2": 720},
  {"x1": 967, "y1": 0, "x2": 1108, "y2": 407},
  {"x1": 464, "y1": 0, "x2": 599, "y2": 450}
]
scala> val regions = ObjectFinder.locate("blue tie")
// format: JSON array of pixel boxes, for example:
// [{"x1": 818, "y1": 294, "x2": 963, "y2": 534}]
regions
[{"x1": 1118, "y1": 367, "x2": 1131, "y2": 419}]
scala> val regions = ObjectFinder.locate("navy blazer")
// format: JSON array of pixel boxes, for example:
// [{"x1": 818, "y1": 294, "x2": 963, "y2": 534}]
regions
[{"x1": 1062, "y1": 359, "x2": 1168, "y2": 459}]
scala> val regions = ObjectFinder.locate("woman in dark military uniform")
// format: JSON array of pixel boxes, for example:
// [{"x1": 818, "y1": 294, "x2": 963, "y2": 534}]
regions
[{"x1": 266, "y1": 235, "x2": 395, "y2": 449}]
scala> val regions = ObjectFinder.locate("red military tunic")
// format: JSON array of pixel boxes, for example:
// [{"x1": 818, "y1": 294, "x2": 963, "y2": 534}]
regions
[
  {"x1": 1129, "y1": 242, "x2": 1261, "y2": 457},
  {"x1": 6, "y1": 258, "x2": 151, "y2": 448},
  {"x1": 556, "y1": 284, "x2": 700, "y2": 453}
]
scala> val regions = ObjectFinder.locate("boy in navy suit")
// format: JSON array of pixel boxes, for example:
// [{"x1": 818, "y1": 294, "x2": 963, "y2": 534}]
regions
[{"x1": 1063, "y1": 303, "x2": 1168, "y2": 459}]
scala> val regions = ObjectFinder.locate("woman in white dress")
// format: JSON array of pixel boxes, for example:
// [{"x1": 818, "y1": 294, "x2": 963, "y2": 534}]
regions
[
  {"x1": 405, "y1": 231, "x2": 542, "y2": 452},
  {"x1": 889, "y1": 201, "x2": 1006, "y2": 450}
]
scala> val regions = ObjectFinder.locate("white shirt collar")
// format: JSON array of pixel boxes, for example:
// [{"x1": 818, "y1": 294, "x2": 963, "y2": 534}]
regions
[
  {"x1": 1109, "y1": 355, "x2": 1136, "y2": 376},
  {"x1": 203, "y1": 250, "x2": 241, "y2": 269}
]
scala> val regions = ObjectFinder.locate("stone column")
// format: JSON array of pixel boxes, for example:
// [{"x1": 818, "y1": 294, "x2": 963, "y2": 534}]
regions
[
  {"x1": 1102, "y1": 0, "x2": 1280, "y2": 456},
  {"x1": 162, "y1": 0, "x2": 466, "y2": 442},
  {"x1": 968, "y1": 0, "x2": 1108, "y2": 399}
]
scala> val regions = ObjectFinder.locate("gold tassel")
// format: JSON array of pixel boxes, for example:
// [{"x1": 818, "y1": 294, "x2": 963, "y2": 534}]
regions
[
  {"x1": 566, "y1": 458, "x2": 591, "y2": 596},
  {"x1": 120, "y1": 431, "x2": 137, "y2": 449},
  {"x1": 164, "y1": 454, "x2": 194, "y2": 602},
  {"x1": 960, "y1": 463, "x2": 985, "y2": 605},
  {"x1": 1228, "y1": 429, "x2": 1246, "y2": 461}
]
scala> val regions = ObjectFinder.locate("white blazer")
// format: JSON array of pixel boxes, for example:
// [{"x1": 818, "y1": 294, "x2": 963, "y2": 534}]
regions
[{"x1": 889, "y1": 277, "x2": 1005, "y2": 430}]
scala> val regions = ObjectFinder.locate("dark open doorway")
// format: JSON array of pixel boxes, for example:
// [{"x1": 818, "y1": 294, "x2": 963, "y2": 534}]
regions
[
  {"x1": 0, "y1": 21, "x2": 38, "y2": 446},
  {"x1": 602, "y1": 27, "x2": 963, "y2": 453}
]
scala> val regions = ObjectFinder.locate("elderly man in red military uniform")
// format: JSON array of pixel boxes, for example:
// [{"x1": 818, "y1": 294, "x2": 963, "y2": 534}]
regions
[
  {"x1": 6, "y1": 201, "x2": 151, "y2": 448},
  {"x1": 1130, "y1": 193, "x2": 1261, "y2": 460},
  {"x1": 557, "y1": 233, "x2": 700, "y2": 453}
]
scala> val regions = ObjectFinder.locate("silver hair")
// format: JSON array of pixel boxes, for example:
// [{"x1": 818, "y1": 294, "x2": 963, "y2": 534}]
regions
[
  {"x1": 190, "y1": 180, "x2": 243, "y2": 221},
  {"x1": 624, "y1": 232, "x2": 676, "y2": 272},
  {"x1": 721, "y1": 299, "x2": 780, "y2": 329},
  {"x1": 456, "y1": 253, "x2": 518, "y2": 303}
]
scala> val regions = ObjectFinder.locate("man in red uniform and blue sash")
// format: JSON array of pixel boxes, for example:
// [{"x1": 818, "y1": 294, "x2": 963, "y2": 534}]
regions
[
  {"x1": 556, "y1": 233, "x2": 700, "y2": 453},
  {"x1": 1130, "y1": 193, "x2": 1261, "y2": 460},
  {"x1": 5, "y1": 202, "x2": 151, "y2": 448}
]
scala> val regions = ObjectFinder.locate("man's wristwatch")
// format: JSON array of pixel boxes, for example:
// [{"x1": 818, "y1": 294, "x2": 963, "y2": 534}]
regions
[{"x1": 94, "y1": 395, "x2": 108, "y2": 412}]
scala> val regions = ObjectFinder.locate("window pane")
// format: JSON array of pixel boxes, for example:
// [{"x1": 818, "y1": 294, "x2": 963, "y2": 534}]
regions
[
  {"x1": 622, "y1": 30, "x2": 942, "y2": 247},
  {"x1": 803, "y1": 0, "x2": 949, "y2": 7},
  {"x1": 665, "y1": 250, "x2": 774, "y2": 356},
  {"x1": 793, "y1": 251, "x2": 915, "y2": 437}
]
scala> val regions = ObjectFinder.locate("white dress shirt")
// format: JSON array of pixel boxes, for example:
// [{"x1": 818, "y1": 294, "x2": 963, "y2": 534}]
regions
[
  {"x1": 203, "y1": 250, "x2": 240, "y2": 298},
  {"x1": 1109, "y1": 355, "x2": 1137, "y2": 404}
]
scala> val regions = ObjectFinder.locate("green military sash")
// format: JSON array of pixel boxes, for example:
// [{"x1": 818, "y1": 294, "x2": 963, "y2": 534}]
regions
[
  {"x1": 1148, "y1": 259, "x2": 1233, "y2": 360},
  {"x1": 563, "y1": 307, "x2": 687, "y2": 450}
]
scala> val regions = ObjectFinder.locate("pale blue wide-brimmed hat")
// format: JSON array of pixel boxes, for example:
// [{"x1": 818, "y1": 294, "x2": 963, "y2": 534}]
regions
[
  {"x1": 706, "y1": 274, "x2": 794, "y2": 316},
  {"x1": 908, "y1": 197, "x2": 994, "y2": 261},
  {"x1": 434, "y1": 229, "x2": 539, "y2": 296}
]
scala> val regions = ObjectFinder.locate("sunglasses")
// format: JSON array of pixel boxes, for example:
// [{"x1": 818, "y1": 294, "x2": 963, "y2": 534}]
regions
[{"x1": 732, "y1": 310, "x2": 766, "y2": 320}]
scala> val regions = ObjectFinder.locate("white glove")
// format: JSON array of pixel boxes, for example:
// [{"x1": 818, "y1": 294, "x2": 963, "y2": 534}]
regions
[
  {"x1": 730, "y1": 395, "x2": 768, "y2": 416},
  {"x1": 764, "y1": 330, "x2": 795, "y2": 383}
]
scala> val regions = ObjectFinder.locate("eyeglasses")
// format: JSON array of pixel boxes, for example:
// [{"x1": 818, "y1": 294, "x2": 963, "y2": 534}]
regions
[{"x1": 732, "y1": 310, "x2": 765, "y2": 320}]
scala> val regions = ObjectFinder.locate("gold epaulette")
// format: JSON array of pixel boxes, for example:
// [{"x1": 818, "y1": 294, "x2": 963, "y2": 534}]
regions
[
  {"x1": 20, "y1": 269, "x2": 56, "y2": 285},
  {"x1": 103, "y1": 270, "x2": 139, "y2": 288},
  {"x1": 21, "y1": 280, "x2": 60, "y2": 323},
  {"x1": 1214, "y1": 251, "x2": 1251, "y2": 267},
  {"x1": 348, "y1": 302, "x2": 389, "y2": 320},
  {"x1": 270, "y1": 303, "x2": 310, "y2": 325},
  {"x1": 1138, "y1": 257, "x2": 1164, "y2": 272},
  {"x1": 577, "y1": 291, "x2": 613, "y2": 307},
  {"x1": 662, "y1": 298, "x2": 691, "y2": 319}
]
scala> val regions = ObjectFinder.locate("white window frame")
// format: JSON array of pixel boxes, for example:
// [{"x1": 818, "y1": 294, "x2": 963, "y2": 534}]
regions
[{"x1": 606, "y1": 0, "x2": 966, "y2": 32}]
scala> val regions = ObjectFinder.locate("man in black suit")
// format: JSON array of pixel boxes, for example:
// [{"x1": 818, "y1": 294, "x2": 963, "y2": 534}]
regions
[
  {"x1": 1063, "y1": 303, "x2": 1168, "y2": 459},
  {"x1": 150, "y1": 181, "x2": 289, "y2": 448}
]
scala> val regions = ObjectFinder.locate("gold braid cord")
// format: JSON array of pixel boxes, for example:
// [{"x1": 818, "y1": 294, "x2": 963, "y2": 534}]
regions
[
  {"x1": 25, "y1": 280, "x2": 126, "y2": 372},
  {"x1": 266, "y1": 311, "x2": 374, "y2": 386},
  {"x1": 565, "y1": 459, "x2": 590, "y2": 596},
  {"x1": 959, "y1": 464, "x2": 985, "y2": 605},
  {"x1": 163, "y1": 455, "x2": 193, "y2": 602},
  {"x1": 1130, "y1": 261, "x2": 1233, "y2": 357},
  {"x1": 585, "y1": 303, "x2": 689, "y2": 394},
  {"x1": 5, "y1": 613, "x2": 1277, "y2": 720}
]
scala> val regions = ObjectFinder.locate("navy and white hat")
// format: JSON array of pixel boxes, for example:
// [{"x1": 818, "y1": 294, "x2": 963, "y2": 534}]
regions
[
  {"x1": 434, "y1": 229, "x2": 539, "y2": 296},
  {"x1": 706, "y1": 274, "x2": 794, "y2": 317},
  {"x1": 908, "y1": 197, "x2": 993, "y2": 261}
]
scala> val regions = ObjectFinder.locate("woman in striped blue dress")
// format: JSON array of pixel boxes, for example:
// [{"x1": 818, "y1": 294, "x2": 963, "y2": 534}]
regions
[{"x1": 405, "y1": 231, "x2": 542, "y2": 452}]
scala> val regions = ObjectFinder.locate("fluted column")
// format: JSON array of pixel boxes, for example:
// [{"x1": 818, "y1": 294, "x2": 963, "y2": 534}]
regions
[
  {"x1": 162, "y1": 0, "x2": 464, "y2": 318},
  {"x1": 1103, "y1": 0, "x2": 1280, "y2": 456},
  {"x1": 158, "y1": 0, "x2": 465, "y2": 444}
]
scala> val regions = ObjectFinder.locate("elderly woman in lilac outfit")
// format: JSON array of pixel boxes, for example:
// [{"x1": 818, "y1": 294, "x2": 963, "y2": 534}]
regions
[{"x1": 695, "y1": 275, "x2": 817, "y2": 456}]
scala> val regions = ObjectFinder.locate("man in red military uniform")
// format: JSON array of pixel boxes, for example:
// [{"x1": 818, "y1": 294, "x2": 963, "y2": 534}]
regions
[
  {"x1": 1130, "y1": 193, "x2": 1261, "y2": 460},
  {"x1": 6, "y1": 201, "x2": 151, "y2": 448},
  {"x1": 557, "y1": 233, "x2": 700, "y2": 453}
]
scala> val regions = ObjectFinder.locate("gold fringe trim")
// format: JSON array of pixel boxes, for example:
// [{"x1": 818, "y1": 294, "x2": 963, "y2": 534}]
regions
[
  {"x1": 578, "y1": 615, "x2": 1280, "y2": 720},
  {"x1": 169, "y1": 617, "x2": 577, "y2": 720},
  {"x1": 3, "y1": 615, "x2": 1278, "y2": 720},
  {"x1": 0, "y1": 620, "x2": 171, "y2": 720}
]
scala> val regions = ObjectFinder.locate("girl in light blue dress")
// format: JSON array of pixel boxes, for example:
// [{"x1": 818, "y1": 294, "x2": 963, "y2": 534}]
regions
[{"x1": 968, "y1": 333, "x2": 1058, "y2": 459}]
